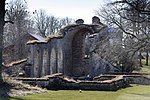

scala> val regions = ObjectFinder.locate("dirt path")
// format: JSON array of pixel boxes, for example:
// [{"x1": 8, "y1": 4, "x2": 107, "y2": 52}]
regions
[{"x1": 0, "y1": 78, "x2": 47, "y2": 97}]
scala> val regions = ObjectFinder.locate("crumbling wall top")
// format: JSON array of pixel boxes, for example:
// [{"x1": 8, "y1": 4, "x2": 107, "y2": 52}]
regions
[
  {"x1": 27, "y1": 17, "x2": 106, "y2": 45},
  {"x1": 92, "y1": 16, "x2": 100, "y2": 24}
]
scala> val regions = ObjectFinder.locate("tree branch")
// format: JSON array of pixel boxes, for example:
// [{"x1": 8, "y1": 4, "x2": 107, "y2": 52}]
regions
[{"x1": 5, "y1": 20, "x2": 14, "y2": 24}]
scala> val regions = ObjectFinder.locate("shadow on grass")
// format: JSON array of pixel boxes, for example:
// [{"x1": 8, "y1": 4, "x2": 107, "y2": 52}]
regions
[
  {"x1": 0, "y1": 82, "x2": 11, "y2": 100},
  {"x1": 130, "y1": 91, "x2": 150, "y2": 97},
  {"x1": 9, "y1": 97, "x2": 24, "y2": 100},
  {"x1": 0, "y1": 97, "x2": 24, "y2": 100},
  {"x1": 0, "y1": 82, "x2": 25, "y2": 100}
]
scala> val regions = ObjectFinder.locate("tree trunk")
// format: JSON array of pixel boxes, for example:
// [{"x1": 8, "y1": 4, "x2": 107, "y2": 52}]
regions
[
  {"x1": 146, "y1": 51, "x2": 149, "y2": 66},
  {"x1": 0, "y1": 0, "x2": 5, "y2": 83},
  {"x1": 139, "y1": 52, "x2": 142, "y2": 67}
]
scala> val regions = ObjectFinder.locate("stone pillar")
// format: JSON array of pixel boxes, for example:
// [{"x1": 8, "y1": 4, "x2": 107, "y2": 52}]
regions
[
  {"x1": 92, "y1": 16, "x2": 100, "y2": 24},
  {"x1": 89, "y1": 53, "x2": 95, "y2": 78},
  {"x1": 30, "y1": 45, "x2": 35, "y2": 77},
  {"x1": 56, "y1": 48, "x2": 58, "y2": 73},
  {"x1": 38, "y1": 45, "x2": 43, "y2": 77},
  {"x1": 47, "y1": 43, "x2": 51, "y2": 75},
  {"x1": 42, "y1": 47, "x2": 48, "y2": 76},
  {"x1": 62, "y1": 52, "x2": 64, "y2": 74}
]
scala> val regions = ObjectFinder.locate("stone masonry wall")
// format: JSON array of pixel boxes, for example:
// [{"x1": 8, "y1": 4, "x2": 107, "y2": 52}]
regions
[{"x1": 28, "y1": 17, "x2": 112, "y2": 78}]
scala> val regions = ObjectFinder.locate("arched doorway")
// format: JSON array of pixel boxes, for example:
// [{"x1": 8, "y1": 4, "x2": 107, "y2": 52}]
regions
[
  {"x1": 50, "y1": 48, "x2": 57, "y2": 74},
  {"x1": 72, "y1": 29, "x2": 91, "y2": 76}
]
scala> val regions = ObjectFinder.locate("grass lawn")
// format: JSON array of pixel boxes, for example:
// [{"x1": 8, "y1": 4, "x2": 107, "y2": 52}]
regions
[
  {"x1": 1, "y1": 60, "x2": 150, "y2": 100},
  {"x1": 140, "y1": 66, "x2": 150, "y2": 73},
  {"x1": 132, "y1": 59, "x2": 150, "y2": 73},
  {"x1": 7, "y1": 85, "x2": 150, "y2": 100},
  {"x1": 138, "y1": 60, "x2": 150, "y2": 73}
]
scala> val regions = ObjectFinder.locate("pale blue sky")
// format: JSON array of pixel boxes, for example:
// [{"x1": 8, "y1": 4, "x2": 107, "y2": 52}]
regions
[{"x1": 6, "y1": 0, "x2": 105, "y2": 24}]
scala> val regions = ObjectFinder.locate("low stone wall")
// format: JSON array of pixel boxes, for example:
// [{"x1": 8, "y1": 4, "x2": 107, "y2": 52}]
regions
[
  {"x1": 16, "y1": 74, "x2": 150, "y2": 91},
  {"x1": 16, "y1": 77, "x2": 49, "y2": 87},
  {"x1": 18, "y1": 75, "x2": 129, "y2": 91},
  {"x1": 127, "y1": 76, "x2": 150, "y2": 85},
  {"x1": 48, "y1": 78, "x2": 128, "y2": 91}
]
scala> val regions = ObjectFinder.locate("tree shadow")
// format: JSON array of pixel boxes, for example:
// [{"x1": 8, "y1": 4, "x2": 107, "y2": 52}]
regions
[
  {"x1": 0, "y1": 82, "x2": 25, "y2": 100},
  {"x1": 0, "y1": 82, "x2": 11, "y2": 99},
  {"x1": 0, "y1": 97, "x2": 24, "y2": 100},
  {"x1": 9, "y1": 97, "x2": 24, "y2": 100}
]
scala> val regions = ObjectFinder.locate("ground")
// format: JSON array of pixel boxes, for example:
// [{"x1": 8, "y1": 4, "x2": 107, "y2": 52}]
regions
[
  {"x1": 133, "y1": 59, "x2": 150, "y2": 74},
  {"x1": 0, "y1": 78, "x2": 47, "y2": 99},
  {"x1": 1, "y1": 59, "x2": 150, "y2": 100},
  {"x1": 8, "y1": 85, "x2": 150, "y2": 100}
]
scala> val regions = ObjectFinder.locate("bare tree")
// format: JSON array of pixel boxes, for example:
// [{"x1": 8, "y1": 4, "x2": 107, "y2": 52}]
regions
[
  {"x1": 94, "y1": 27, "x2": 139, "y2": 72},
  {"x1": 58, "y1": 17, "x2": 74, "y2": 29},
  {"x1": 33, "y1": 9, "x2": 51, "y2": 37},
  {"x1": 51, "y1": 17, "x2": 74, "y2": 34},
  {"x1": 4, "y1": 0, "x2": 29, "y2": 61},
  {"x1": 33, "y1": 9, "x2": 75, "y2": 37},
  {"x1": 96, "y1": 0, "x2": 150, "y2": 39},
  {"x1": 96, "y1": 0, "x2": 150, "y2": 67},
  {"x1": 47, "y1": 15, "x2": 58, "y2": 34},
  {"x1": 0, "y1": 0, "x2": 5, "y2": 82}
]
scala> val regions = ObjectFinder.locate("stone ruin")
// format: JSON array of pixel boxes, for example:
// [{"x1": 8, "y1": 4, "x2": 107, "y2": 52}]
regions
[
  {"x1": 26, "y1": 16, "x2": 115, "y2": 78},
  {"x1": 4, "y1": 16, "x2": 149, "y2": 91}
]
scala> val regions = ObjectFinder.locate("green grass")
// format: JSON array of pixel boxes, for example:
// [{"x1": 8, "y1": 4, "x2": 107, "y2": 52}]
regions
[
  {"x1": 139, "y1": 60, "x2": 150, "y2": 73},
  {"x1": 2, "y1": 60, "x2": 150, "y2": 100},
  {"x1": 142, "y1": 59, "x2": 150, "y2": 66},
  {"x1": 133, "y1": 60, "x2": 150, "y2": 78},
  {"x1": 140, "y1": 66, "x2": 150, "y2": 73},
  {"x1": 6, "y1": 85, "x2": 150, "y2": 100},
  {"x1": 133, "y1": 59, "x2": 150, "y2": 73}
]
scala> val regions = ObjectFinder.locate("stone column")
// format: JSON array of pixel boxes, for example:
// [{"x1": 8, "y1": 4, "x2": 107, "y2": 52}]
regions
[
  {"x1": 89, "y1": 53, "x2": 95, "y2": 78},
  {"x1": 38, "y1": 45, "x2": 44, "y2": 77},
  {"x1": 62, "y1": 52, "x2": 64, "y2": 74},
  {"x1": 30, "y1": 45, "x2": 35, "y2": 77},
  {"x1": 55, "y1": 47, "x2": 58, "y2": 73},
  {"x1": 47, "y1": 43, "x2": 51, "y2": 75}
]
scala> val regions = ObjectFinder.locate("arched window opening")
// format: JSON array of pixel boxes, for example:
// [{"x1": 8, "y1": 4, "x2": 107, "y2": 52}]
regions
[
  {"x1": 50, "y1": 48, "x2": 57, "y2": 74},
  {"x1": 43, "y1": 49, "x2": 48, "y2": 76},
  {"x1": 58, "y1": 48, "x2": 63, "y2": 73}
]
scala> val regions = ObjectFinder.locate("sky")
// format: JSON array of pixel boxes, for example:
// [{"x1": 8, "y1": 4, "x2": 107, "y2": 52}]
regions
[{"x1": 6, "y1": 0, "x2": 105, "y2": 24}]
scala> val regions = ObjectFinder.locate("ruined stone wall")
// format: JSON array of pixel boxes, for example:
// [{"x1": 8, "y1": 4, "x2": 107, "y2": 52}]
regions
[
  {"x1": 27, "y1": 17, "x2": 114, "y2": 78},
  {"x1": 61, "y1": 27, "x2": 95, "y2": 76}
]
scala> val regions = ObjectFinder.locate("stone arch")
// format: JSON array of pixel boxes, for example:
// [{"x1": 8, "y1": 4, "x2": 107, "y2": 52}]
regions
[
  {"x1": 50, "y1": 48, "x2": 57, "y2": 74},
  {"x1": 71, "y1": 29, "x2": 92, "y2": 76},
  {"x1": 57, "y1": 48, "x2": 63, "y2": 73},
  {"x1": 43, "y1": 48, "x2": 48, "y2": 76}
]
